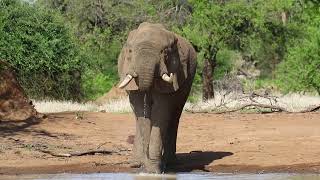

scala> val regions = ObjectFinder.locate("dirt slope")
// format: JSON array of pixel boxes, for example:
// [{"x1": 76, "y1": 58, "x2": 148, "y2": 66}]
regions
[
  {"x1": 1, "y1": 112, "x2": 320, "y2": 174},
  {"x1": 94, "y1": 85, "x2": 127, "y2": 105}
]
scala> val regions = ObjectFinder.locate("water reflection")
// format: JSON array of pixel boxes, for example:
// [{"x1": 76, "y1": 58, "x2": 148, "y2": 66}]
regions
[
  {"x1": 134, "y1": 173, "x2": 176, "y2": 180},
  {"x1": 1, "y1": 173, "x2": 320, "y2": 180}
]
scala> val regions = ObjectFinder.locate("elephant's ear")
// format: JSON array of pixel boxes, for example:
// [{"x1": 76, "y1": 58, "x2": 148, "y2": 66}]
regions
[
  {"x1": 118, "y1": 30, "x2": 137, "y2": 77},
  {"x1": 117, "y1": 45, "x2": 126, "y2": 81},
  {"x1": 117, "y1": 30, "x2": 139, "y2": 90},
  {"x1": 153, "y1": 35, "x2": 191, "y2": 94}
]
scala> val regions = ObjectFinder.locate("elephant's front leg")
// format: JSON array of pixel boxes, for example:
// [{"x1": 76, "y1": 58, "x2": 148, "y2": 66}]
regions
[
  {"x1": 145, "y1": 95, "x2": 170, "y2": 173},
  {"x1": 129, "y1": 91, "x2": 152, "y2": 167},
  {"x1": 146, "y1": 125, "x2": 163, "y2": 173},
  {"x1": 134, "y1": 116, "x2": 151, "y2": 166}
]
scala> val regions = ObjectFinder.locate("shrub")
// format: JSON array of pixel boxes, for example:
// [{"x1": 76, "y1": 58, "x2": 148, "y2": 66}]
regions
[
  {"x1": 82, "y1": 71, "x2": 117, "y2": 100},
  {"x1": 214, "y1": 49, "x2": 237, "y2": 79},
  {"x1": 276, "y1": 28, "x2": 320, "y2": 94},
  {"x1": 78, "y1": 28, "x2": 121, "y2": 100},
  {"x1": 0, "y1": 0, "x2": 82, "y2": 100}
]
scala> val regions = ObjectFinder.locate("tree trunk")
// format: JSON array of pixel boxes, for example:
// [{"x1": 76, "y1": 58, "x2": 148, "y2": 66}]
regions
[
  {"x1": 202, "y1": 52, "x2": 216, "y2": 101},
  {"x1": 281, "y1": 11, "x2": 287, "y2": 25}
]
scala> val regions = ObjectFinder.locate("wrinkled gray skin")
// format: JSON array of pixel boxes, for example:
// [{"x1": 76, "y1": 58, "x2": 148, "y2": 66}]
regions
[{"x1": 118, "y1": 22, "x2": 197, "y2": 173}]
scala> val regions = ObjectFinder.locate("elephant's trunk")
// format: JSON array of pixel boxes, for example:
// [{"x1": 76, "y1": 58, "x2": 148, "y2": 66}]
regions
[
  {"x1": 137, "y1": 64, "x2": 155, "y2": 91},
  {"x1": 135, "y1": 50, "x2": 157, "y2": 91}
]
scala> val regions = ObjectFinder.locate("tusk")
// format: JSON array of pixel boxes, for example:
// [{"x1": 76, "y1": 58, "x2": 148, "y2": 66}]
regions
[
  {"x1": 162, "y1": 73, "x2": 174, "y2": 83},
  {"x1": 118, "y1": 74, "x2": 133, "y2": 88}
]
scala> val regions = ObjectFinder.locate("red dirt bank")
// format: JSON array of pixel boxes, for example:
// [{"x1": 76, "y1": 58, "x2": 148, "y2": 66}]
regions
[{"x1": 0, "y1": 60, "x2": 38, "y2": 121}]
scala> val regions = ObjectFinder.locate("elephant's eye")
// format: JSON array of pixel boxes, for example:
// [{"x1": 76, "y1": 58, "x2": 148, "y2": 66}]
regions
[{"x1": 128, "y1": 49, "x2": 132, "y2": 53}]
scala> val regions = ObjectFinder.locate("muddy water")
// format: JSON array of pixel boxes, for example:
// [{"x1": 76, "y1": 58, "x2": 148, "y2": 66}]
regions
[{"x1": 1, "y1": 173, "x2": 320, "y2": 180}]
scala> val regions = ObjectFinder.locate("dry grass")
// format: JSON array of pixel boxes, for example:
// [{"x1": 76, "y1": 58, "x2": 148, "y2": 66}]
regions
[
  {"x1": 98, "y1": 97, "x2": 132, "y2": 113},
  {"x1": 276, "y1": 94, "x2": 320, "y2": 112},
  {"x1": 33, "y1": 97, "x2": 132, "y2": 113},
  {"x1": 33, "y1": 93, "x2": 320, "y2": 113},
  {"x1": 33, "y1": 100, "x2": 98, "y2": 113}
]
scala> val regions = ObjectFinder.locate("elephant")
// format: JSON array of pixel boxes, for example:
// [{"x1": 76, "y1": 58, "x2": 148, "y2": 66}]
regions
[{"x1": 117, "y1": 22, "x2": 197, "y2": 173}]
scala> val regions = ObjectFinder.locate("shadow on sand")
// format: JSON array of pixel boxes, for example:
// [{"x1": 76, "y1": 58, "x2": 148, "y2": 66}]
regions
[
  {"x1": 167, "y1": 151, "x2": 233, "y2": 172},
  {"x1": 0, "y1": 116, "x2": 56, "y2": 138}
]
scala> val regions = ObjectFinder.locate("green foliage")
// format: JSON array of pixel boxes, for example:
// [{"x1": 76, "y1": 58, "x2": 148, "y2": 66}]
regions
[
  {"x1": 247, "y1": 1, "x2": 302, "y2": 78},
  {"x1": 277, "y1": 28, "x2": 320, "y2": 94},
  {"x1": 2, "y1": 0, "x2": 320, "y2": 101},
  {"x1": 0, "y1": 0, "x2": 82, "y2": 100},
  {"x1": 178, "y1": 0, "x2": 265, "y2": 98},
  {"x1": 36, "y1": 0, "x2": 131, "y2": 100},
  {"x1": 82, "y1": 71, "x2": 116, "y2": 100},
  {"x1": 275, "y1": 0, "x2": 320, "y2": 94},
  {"x1": 214, "y1": 49, "x2": 237, "y2": 79},
  {"x1": 180, "y1": 1, "x2": 260, "y2": 53},
  {"x1": 179, "y1": 0, "x2": 320, "y2": 96},
  {"x1": 79, "y1": 28, "x2": 121, "y2": 99}
]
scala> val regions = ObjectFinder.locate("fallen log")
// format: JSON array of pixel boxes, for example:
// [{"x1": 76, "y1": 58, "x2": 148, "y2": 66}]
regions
[
  {"x1": 186, "y1": 104, "x2": 320, "y2": 114},
  {"x1": 36, "y1": 149, "x2": 129, "y2": 157}
]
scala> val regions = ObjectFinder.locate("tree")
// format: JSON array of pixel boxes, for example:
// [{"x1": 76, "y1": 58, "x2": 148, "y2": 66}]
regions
[
  {"x1": 179, "y1": 0, "x2": 304, "y2": 100},
  {"x1": 180, "y1": 1, "x2": 261, "y2": 101}
]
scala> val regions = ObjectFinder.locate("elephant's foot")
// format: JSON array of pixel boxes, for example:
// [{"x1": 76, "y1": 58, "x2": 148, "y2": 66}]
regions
[
  {"x1": 128, "y1": 160, "x2": 143, "y2": 168},
  {"x1": 131, "y1": 151, "x2": 145, "y2": 168},
  {"x1": 144, "y1": 159, "x2": 162, "y2": 174}
]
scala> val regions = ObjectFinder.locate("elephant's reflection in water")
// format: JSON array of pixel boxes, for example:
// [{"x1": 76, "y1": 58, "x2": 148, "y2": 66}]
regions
[{"x1": 134, "y1": 174, "x2": 176, "y2": 180}]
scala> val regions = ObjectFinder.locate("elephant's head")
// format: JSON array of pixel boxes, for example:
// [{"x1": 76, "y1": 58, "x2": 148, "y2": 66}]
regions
[{"x1": 118, "y1": 22, "x2": 188, "y2": 93}]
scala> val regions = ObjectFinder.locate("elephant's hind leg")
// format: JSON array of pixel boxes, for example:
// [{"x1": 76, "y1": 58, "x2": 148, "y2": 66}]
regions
[
  {"x1": 163, "y1": 106, "x2": 183, "y2": 166},
  {"x1": 163, "y1": 80, "x2": 194, "y2": 166}
]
